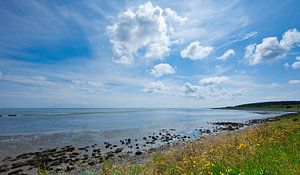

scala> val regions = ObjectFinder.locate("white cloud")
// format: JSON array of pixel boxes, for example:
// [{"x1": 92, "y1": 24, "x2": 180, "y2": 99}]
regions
[
  {"x1": 291, "y1": 56, "x2": 300, "y2": 69},
  {"x1": 289, "y1": 80, "x2": 300, "y2": 85},
  {"x1": 284, "y1": 62, "x2": 289, "y2": 68},
  {"x1": 199, "y1": 76, "x2": 229, "y2": 86},
  {"x1": 32, "y1": 75, "x2": 47, "y2": 81},
  {"x1": 180, "y1": 82, "x2": 204, "y2": 99},
  {"x1": 180, "y1": 41, "x2": 213, "y2": 60},
  {"x1": 71, "y1": 80, "x2": 104, "y2": 94},
  {"x1": 143, "y1": 81, "x2": 169, "y2": 94},
  {"x1": 0, "y1": 70, "x2": 2, "y2": 79},
  {"x1": 150, "y1": 63, "x2": 175, "y2": 77},
  {"x1": 179, "y1": 76, "x2": 243, "y2": 100},
  {"x1": 280, "y1": 28, "x2": 300, "y2": 48},
  {"x1": 245, "y1": 37, "x2": 287, "y2": 65},
  {"x1": 242, "y1": 31, "x2": 258, "y2": 40},
  {"x1": 72, "y1": 80, "x2": 102, "y2": 87},
  {"x1": 217, "y1": 49, "x2": 235, "y2": 61},
  {"x1": 107, "y1": 2, "x2": 186, "y2": 65},
  {"x1": 180, "y1": 81, "x2": 243, "y2": 100},
  {"x1": 165, "y1": 8, "x2": 187, "y2": 25},
  {"x1": 291, "y1": 62, "x2": 300, "y2": 69},
  {"x1": 245, "y1": 28, "x2": 300, "y2": 65}
]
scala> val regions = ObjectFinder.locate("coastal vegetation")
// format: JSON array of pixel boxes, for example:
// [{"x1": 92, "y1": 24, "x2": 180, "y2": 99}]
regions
[
  {"x1": 82, "y1": 112, "x2": 300, "y2": 175},
  {"x1": 221, "y1": 101, "x2": 300, "y2": 111}
]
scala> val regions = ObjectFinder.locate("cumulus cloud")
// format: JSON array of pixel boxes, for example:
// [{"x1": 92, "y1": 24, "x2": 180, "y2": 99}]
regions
[
  {"x1": 280, "y1": 29, "x2": 300, "y2": 48},
  {"x1": 165, "y1": 8, "x2": 187, "y2": 25},
  {"x1": 180, "y1": 41, "x2": 214, "y2": 60},
  {"x1": 150, "y1": 63, "x2": 175, "y2": 77},
  {"x1": 107, "y1": 2, "x2": 186, "y2": 65},
  {"x1": 180, "y1": 82, "x2": 204, "y2": 99},
  {"x1": 217, "y1": 49, "x2": 235, "y2": 61},
  {"x1": 180, "y1": 82, "x2": 243, "y2": 100},
  {"x1": 180, "y1": 76, "x2": 243, "y2": 100},
  {"x1": 245, "y1": 37, "x2": 287, "y2": 65},
  {"x1": 143, "y1": 81, "x2": 169, "y2": 94},
  {"x1": 199, "y1": 76, "x2": 229, "y2": 86},
  {"x1": 289, "y1": 80, "x2": 300, "y2": 85},
  {"x1": 291, "y1": 56, "x2": 300, "y2": 69},
  {"x1": 244, "y1": 28, "x2": 300, "y2": 65}
]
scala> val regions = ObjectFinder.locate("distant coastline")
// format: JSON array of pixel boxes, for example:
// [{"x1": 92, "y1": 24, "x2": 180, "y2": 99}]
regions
[{"x1": 215, "y1": 100, "x2": 300, "y2": 112}]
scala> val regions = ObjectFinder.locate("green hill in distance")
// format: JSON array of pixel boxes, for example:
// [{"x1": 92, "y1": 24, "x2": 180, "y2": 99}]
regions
[{"x1": 220, "y1": 101, "x2": 300, "y2": 111}]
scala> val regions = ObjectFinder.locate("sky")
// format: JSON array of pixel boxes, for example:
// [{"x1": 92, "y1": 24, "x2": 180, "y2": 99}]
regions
[{"x1": 0, "y1": 0, "x2": 300, "y2": 108}]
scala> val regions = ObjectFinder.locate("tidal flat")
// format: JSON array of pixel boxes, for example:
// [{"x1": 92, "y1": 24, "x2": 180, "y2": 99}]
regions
[{"x1": 0, "y1": 108, "x2": 290, "y2": 174}]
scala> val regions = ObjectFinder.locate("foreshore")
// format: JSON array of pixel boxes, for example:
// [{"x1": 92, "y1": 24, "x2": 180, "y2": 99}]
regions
[{"x1": 0, "y1": 112, "x2": 297, "y2": 174}]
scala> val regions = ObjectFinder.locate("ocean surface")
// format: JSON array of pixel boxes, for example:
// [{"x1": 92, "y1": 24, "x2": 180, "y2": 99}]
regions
[
  {"x1": 0, "y1": 108, "x2": 288, "y2": 159},
  {"x1": 0, "y1": 108, "x2": 286, "y2": 135}
]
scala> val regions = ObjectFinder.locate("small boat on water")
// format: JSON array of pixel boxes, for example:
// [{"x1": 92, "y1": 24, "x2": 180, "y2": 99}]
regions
[
  {"x1": 0, "y1": 114, "x2": 19, "y2": 117},
  {"x1": 8, "y1": 114, "x2": 17, "y2": 117}
]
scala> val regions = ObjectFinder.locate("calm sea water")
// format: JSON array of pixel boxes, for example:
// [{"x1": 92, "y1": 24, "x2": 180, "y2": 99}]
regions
[{"x1": 0, "y1": 108, "x2": 286, "y2": 136}]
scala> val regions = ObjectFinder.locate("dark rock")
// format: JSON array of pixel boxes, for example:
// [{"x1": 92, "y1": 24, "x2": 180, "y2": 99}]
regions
[
  {"x1": 16, "y1": 152, "x2": 35, "y2": 159},
  {"x1": 55, "y1": 166, "x2": 62, "y2": 172},
  {"x1": 11, "y1": 161, "x2": 29, "y2": 169},
  {"x1": 106, "y1": 152, "x2": 114, "y2": 158},
  {"x1": 227, "y1": 125, "x2": 235, "y2": 130},
  {"x1": 78, "y1": 147, "x2": 88, "y2": 151},
  {"x1": 66, "y1": 166, "x2": 74, "y2": 172},
  {"x1": 71, "y1": 152, "x2": 80, "y2": 156},
  {"x1": 50, "y1": 160, "x2": 60, "y2": 167},
  {"x1": 2, "y1": 156, "x2": 11, "y2": 161},
  {"x1": 114, "y1": 148, "x2": 123, "y2": 153},
  {"x1": 88, "y1": 161, "x2": 95, "y2": 166},
  {"x1": 93, "y1": 148, "x2": 101, "y2": 152},
  {"x1": 135, "y1": 151, "x2": 142, "y2": 155},
  {"x1": 0, "y1": 165, "x2": 9, "y2": 173}
]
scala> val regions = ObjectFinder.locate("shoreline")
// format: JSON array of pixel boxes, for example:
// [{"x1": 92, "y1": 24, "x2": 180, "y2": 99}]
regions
[{"x1": 0, "y1": 111, "x2": 295, "y2": 174}]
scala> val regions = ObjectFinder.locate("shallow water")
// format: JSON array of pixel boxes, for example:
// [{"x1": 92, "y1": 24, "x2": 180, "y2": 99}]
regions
[
  {"x1": 0, "y1": 108, "x2": 287, "y2": 159},
  {"x1": 0, "y1": 108, "x2": 285, "y2": 135}
]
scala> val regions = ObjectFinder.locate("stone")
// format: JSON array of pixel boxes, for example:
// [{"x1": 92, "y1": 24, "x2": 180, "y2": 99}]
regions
[{"x1": 135, "y1": 151, "x2": 142, "y2": 155}]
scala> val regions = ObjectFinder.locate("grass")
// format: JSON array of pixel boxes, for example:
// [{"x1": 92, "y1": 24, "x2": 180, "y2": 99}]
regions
[
  {"x1": 38, "y1": 113, "x2": 300, "y2": 175},
  {"x1": 93, "y1": 113, "x2": 300, "y2": 175}
]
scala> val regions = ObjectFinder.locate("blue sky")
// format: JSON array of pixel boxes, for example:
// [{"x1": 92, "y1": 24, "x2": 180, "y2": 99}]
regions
[{"x1": 0, "y1": 0, "x2": 300, "y2": 108}]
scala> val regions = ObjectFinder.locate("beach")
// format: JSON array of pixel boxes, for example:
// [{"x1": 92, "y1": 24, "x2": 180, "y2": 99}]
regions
[{"x1": 0, "y1": 108, "x2": 290, "y2": 174}]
